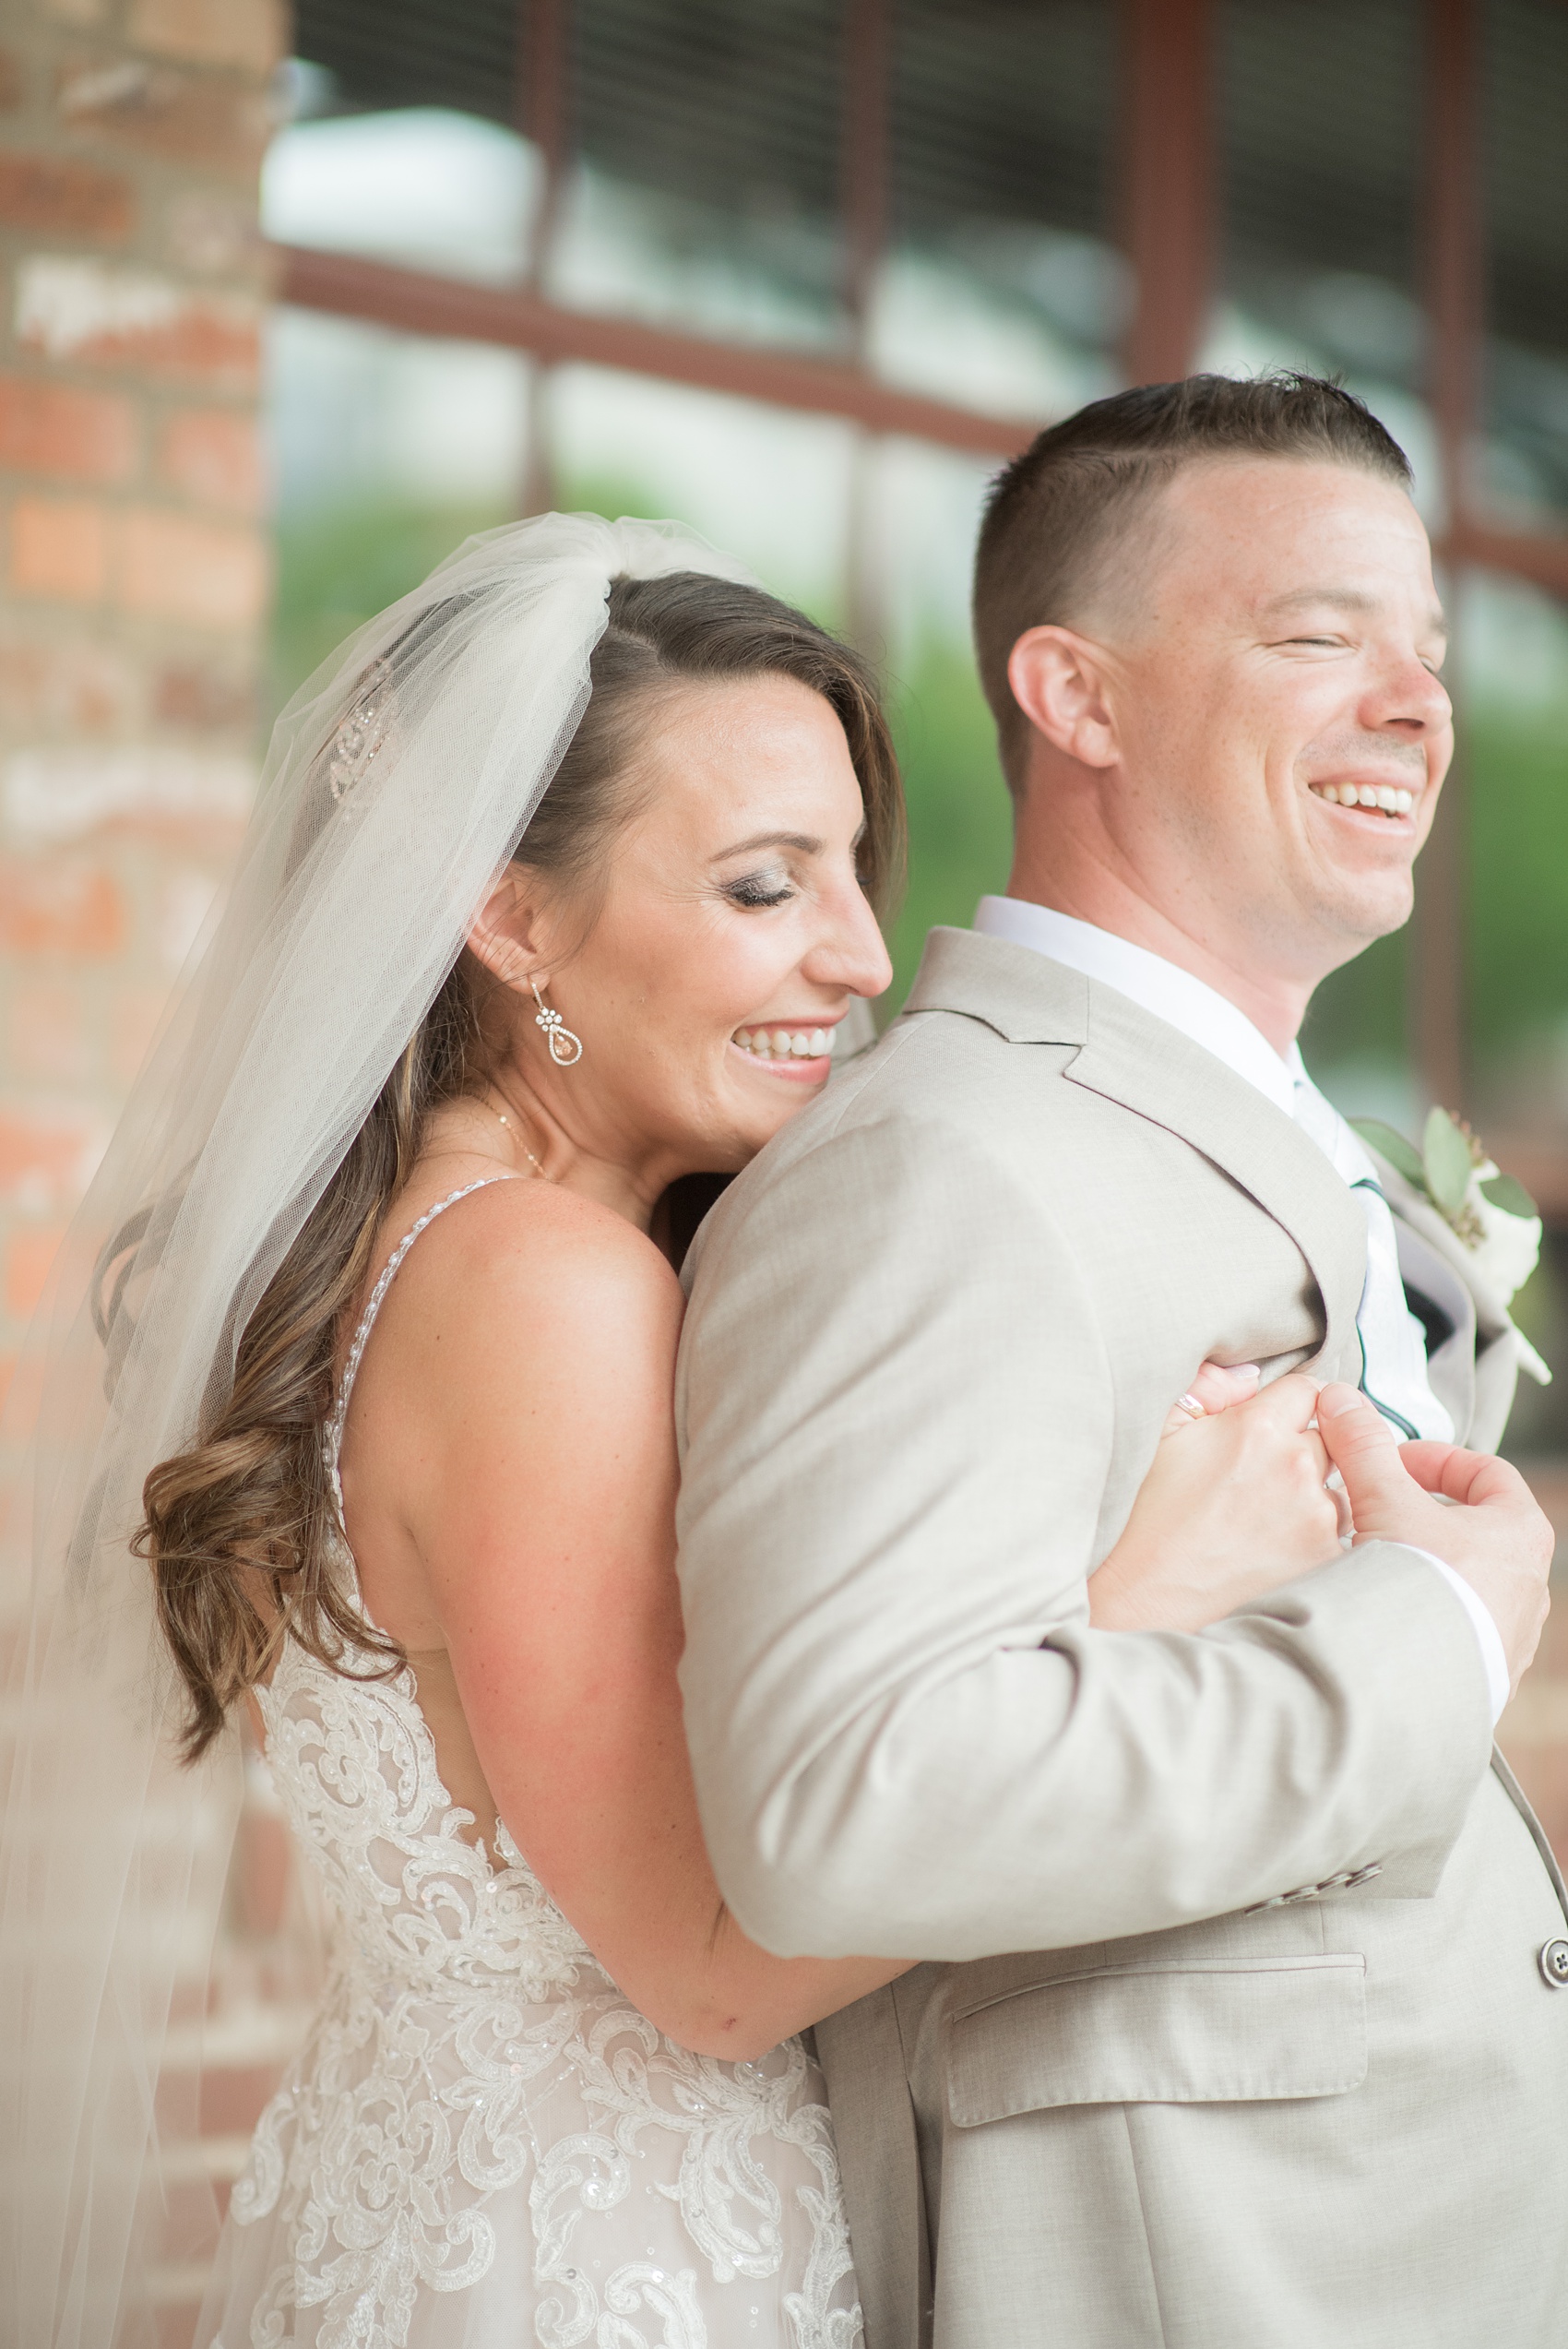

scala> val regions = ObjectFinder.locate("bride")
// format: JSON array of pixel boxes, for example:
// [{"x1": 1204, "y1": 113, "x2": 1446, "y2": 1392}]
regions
[{"x1": 0, "y1": 517, "x2": 1343, "y2": 2349}]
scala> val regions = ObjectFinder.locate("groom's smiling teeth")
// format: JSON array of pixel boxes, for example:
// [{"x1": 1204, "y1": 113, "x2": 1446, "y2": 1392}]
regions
[
  {"x1": 1309, "y1": 781, "x2": 1417, "y2": 817},
  {"x1": 732, "y1": 1024, "x2": 835, "y2": 1060}
]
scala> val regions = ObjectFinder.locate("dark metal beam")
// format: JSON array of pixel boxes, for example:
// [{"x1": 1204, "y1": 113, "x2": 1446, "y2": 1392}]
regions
[
  {"x1": 276, "y1": 243, "x2": 1042, "y2": 459},
  {"x1": 1121, "y1": 0, "x2": 1214, "y2": 384},
  {"x1": 1443, "y1": 522, "x2": 1568, "y2": 601}
]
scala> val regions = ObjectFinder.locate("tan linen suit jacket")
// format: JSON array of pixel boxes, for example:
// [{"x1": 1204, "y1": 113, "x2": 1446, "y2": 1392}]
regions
[{"x1": 674, "y1": 929, "x2": 1568, "y2": 2349}]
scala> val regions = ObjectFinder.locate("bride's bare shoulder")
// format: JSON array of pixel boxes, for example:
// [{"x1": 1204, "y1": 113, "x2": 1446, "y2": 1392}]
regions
[{"x1": 378, "y1": 1162, "x2": 684, "y2": 1376}]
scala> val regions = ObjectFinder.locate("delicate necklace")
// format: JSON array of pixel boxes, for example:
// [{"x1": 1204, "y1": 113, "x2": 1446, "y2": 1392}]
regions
[{"x1": 485, "y1": 1091, "x2": 549, "y2": 1178}]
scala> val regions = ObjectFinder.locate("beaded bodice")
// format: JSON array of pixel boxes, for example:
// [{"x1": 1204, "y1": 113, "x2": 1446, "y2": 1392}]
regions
[
  {"x1": 262, "y1": 1180, "x2": 586, "y2": 1982},
  {"x1": 259, "y1": 1178, "x2": 595, "y2": 2004},
  {"x1": 255, "y1": 1558, "x2": 600, "y2": 2008}
]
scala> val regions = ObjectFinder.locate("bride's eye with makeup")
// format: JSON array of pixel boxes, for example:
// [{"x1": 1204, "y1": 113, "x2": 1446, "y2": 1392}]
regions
[{"x1": 722, "y1": 868, "x2": 796, "y2": 909}]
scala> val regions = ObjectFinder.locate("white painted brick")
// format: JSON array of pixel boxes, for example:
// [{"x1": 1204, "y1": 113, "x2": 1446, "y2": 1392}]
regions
[
  {"x1": 3, "y1": 745, "x2": 255, "y2": 841},
  {"x1": 16, "y1": 254, "x2": 188, "y2": 356}
]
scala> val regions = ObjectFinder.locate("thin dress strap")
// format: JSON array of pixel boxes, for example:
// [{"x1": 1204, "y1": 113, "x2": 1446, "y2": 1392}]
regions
[{"x1": 324, "y1": 1174, "x2": 521, "y2": 1519}]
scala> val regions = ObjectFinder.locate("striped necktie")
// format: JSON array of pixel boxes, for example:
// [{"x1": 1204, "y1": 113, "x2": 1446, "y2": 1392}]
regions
[{"x1": 1289, "y1": 1071, "x2": 1455, "y2": 1444}]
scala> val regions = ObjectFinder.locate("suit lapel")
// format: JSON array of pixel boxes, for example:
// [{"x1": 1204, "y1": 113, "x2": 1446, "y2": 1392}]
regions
[
  {"x1": 1066, "y1": 993, "x2": 1366, "y2": 1372},
  {"x1": 902, "y1": 927, "x2": 1368, "y2": 1374}
]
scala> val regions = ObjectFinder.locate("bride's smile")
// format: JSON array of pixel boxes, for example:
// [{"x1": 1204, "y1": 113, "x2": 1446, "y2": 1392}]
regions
[
  {"x1": 458, "y1": 662, "x2": 892, "y2": 1226},
  {"x1": 728, "y1": 1020, "x2": 841, "y2": 1078}
]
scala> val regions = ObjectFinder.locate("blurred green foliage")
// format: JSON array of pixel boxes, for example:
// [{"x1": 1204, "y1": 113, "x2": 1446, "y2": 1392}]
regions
[
  {"x1": 1299, "y1": 704, "x2": 1568, "y2": 1103},
  {"x1": 269, "y1": 496, "x2": 516, "y2": 719},
  {"x1": 1298, "y1": 926, "x2": 1409, "y2": 1075},
  {"x1": 883, "y1": 641, "x2": 1012, "y2": 1001},
  {"x1": 1467, "y1": 706, "x2": 1568, "y2": 1070}
]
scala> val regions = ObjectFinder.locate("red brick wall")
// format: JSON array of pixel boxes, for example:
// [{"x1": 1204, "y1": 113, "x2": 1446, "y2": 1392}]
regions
[
  {"x1": 0, "y1": 0, "x2": 277, "y2": 1399},
  {"x1": 0, "y1": 3, "x2": 280, "y2": 2336}
]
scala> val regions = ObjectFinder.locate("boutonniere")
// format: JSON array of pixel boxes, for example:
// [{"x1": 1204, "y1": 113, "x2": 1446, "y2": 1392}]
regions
[{"x1": 1351, "y1": 1107, "x2": 1550, "y2": 1383}]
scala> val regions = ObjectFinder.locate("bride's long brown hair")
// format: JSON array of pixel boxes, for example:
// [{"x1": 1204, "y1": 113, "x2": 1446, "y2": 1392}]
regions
[{"x1": 136, "y1": 571, "x2": 905, "y2": 1760}]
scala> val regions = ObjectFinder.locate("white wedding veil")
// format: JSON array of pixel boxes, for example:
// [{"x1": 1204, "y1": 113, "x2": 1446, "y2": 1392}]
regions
[{"x1": 0, "y1": 513, "x2": 760, "y2": 2347}]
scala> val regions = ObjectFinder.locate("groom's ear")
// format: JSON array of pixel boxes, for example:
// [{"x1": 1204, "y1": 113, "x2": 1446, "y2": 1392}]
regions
[{"x1": 1006, "y1": 625, "x2": 1121, "y2": 772}]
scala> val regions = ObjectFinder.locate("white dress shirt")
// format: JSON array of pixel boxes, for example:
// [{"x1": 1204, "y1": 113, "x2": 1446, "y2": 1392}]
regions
[{"x1": 974, "y1": 896, "x2": 1509, "y2": 1722}]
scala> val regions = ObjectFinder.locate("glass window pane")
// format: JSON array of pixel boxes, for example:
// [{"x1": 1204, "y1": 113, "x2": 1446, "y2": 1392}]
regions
[
  {"x1": 267, "y1": 310, "x2": 531, "y2": 707},
  {"x1": 883, "y1": 0, "x2": 1123, "y2": 417},
  {"x1": 1480, "y1": 0, "x2": 1568, "y2": 527},
  {"x1": 264, "y1": 109, "x2": 540, "y2": 284},
  {"x1": 291, "y1": 0, "x2": 517, "y2": 126},
  {"x1": 285, "y1": 1, "x2": 848, "y2": 345},
  {"x1": 1213, "y1": 0, "x2": 1432, "y2": 510},
  {"x1": 558, "y1": 0, "x2": 845, "y2": 344},
  {"x1": 1222, "y1": 0, "x2": 1421, "y2": 334}
]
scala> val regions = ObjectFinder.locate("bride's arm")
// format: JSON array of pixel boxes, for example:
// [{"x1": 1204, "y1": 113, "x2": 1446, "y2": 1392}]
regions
[
  {"x1": 1089, "y1": 1364, "x2": 1344, "y2": 1631},
  {"x1": 392, "y1": 1186, "x2": 908, "y2": 2060}
]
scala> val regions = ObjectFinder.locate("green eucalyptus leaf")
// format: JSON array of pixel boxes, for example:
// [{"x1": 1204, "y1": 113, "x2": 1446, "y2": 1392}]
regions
[
  {"x1": 1422, "y1": 1106, "x2": 1475, "y2": 1217},
  {"x1": 1348, "y1": 1117, "x2": 1427, "y2": 1187},
  {"x1": 1479, "y1": 1171, "x2": 1539, "y2": 1221}
]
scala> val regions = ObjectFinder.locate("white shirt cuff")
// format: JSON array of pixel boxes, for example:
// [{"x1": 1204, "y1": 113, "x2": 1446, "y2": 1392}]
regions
[{"x1": 1416, "y1": 1551, "x2": 1511, "y2": 1724}]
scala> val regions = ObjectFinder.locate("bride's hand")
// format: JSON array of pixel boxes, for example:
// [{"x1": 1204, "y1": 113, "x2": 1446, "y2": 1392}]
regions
[{"x1": 1088, "y1": 1365, "x2": 1342, "y2": 1632}]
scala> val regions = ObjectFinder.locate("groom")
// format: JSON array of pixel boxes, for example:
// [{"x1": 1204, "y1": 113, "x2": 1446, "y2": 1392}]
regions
[{"x1": 674, "y1": 375, "x2": 1567, "y2": 2347}]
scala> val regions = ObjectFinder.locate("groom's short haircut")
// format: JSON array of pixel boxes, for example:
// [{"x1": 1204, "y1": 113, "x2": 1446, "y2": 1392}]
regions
[{"x1": 973, "y1": 371, "x2": 1414, "y2": 792}]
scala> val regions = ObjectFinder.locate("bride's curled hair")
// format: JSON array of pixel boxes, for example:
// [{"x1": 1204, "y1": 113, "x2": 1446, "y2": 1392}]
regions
[{"x1": 137, "y1": 569, "x2": 904, "y2": 1760}]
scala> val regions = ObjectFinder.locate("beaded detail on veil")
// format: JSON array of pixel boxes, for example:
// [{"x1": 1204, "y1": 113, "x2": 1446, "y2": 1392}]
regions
[{"x1": 201, "y1": 1180, "x2": 862, "y2": 2349}]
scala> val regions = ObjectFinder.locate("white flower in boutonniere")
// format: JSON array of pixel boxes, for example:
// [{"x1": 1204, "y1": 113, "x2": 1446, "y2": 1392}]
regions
[{"x1": 1351, "y1": 1106, "x2": 1551, "y2": 1385}]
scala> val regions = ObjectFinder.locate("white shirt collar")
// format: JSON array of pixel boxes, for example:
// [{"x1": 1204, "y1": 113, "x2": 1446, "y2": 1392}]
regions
[{"x1": 973, "y1": 896, "x2": 1302, "y2": 1118}]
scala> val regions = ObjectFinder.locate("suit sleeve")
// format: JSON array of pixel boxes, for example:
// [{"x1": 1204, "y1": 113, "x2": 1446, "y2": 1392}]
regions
[{"x1": 673, "y1": 1108, "x2": 1493, "y2": 1960}]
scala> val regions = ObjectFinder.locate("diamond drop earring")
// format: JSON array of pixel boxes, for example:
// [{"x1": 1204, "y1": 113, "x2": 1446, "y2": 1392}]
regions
[{"x1": 530, "y1": 976, "x2": 584, "y2": 1067}]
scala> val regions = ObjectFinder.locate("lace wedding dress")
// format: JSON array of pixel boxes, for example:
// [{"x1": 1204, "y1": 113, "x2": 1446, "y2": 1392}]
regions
[{"x1": 197, "y1": 1180, "x2": 863, "y2": 2349}]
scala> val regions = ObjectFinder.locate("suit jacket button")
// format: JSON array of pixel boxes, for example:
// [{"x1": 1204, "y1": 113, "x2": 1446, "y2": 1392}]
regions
[{"x1": 1538, "y1": 1938, "x2": 1568, "y2": 1988}]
